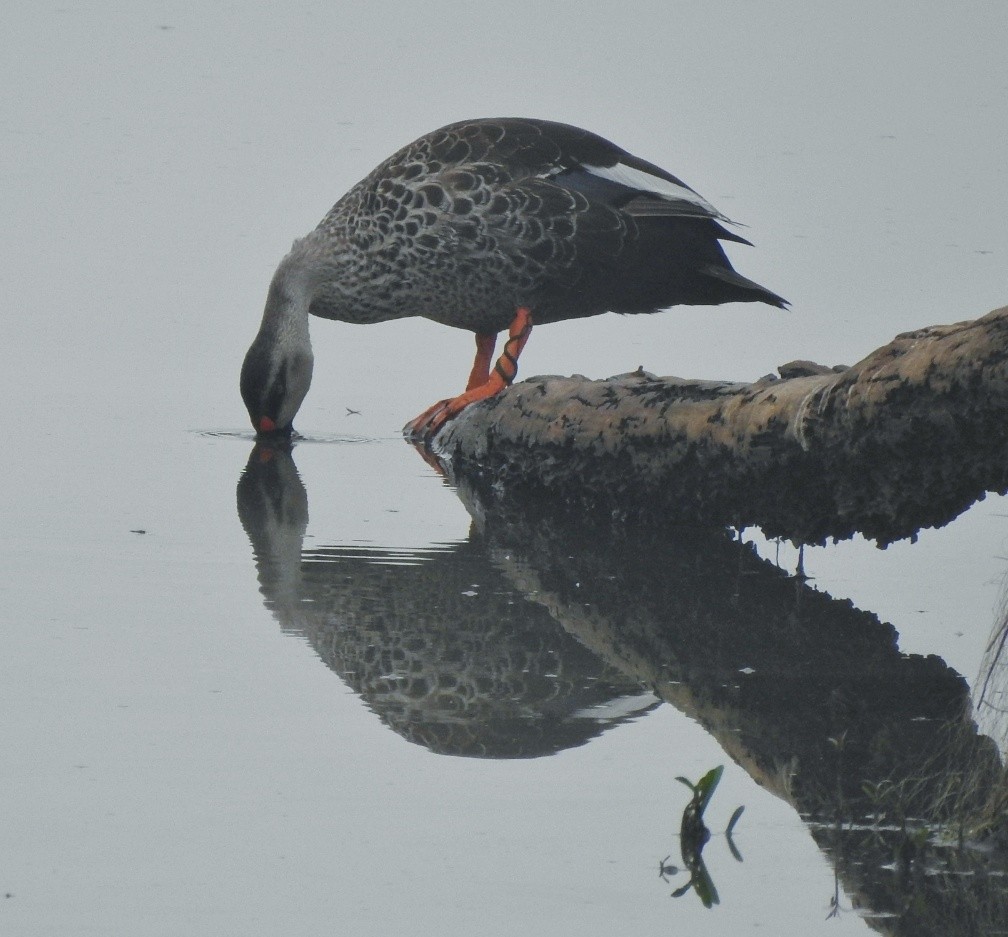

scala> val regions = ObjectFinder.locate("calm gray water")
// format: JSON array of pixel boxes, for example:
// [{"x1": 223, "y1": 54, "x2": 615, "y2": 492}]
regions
[{"x1": 4, "y1": 3, "x2": 1008, "y2": 935}]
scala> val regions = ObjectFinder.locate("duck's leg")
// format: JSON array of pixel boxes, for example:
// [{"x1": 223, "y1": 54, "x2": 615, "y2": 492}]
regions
[
  {"x1": 404, "y1": 332, "x2": 498, "y2": 434},
  {"x1": 406, "y1": 307, "x2": 533, "y2": 439},
  {"x1": 466, "y1": 332, "x2": 498, "y2": 390}
]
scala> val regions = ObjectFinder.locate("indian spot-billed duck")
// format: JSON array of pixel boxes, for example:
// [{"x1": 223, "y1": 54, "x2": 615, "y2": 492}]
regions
[{"x1": 240, "y1": 118, "x2": 787, "y2": 440}]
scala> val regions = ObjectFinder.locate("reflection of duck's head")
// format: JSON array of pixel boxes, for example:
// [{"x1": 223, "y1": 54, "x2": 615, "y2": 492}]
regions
[{"x1": 237, "y1": 443, "x2": 308, "y2": 609}]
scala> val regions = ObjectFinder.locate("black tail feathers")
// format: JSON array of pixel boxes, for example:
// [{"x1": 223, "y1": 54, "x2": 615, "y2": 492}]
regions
[{"x1": 702, "y1": 264, "x2": 789, "y2": 309}]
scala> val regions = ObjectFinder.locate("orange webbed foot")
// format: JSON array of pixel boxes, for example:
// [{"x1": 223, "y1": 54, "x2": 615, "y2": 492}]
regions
[{"x1": 404, "y1": 398, "x2": 452, "y2": 438}]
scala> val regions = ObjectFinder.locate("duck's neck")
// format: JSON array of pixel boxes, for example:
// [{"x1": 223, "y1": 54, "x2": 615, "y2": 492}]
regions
[{"x1": 258, "y1": 245, "x2": 318, "y2": 352}]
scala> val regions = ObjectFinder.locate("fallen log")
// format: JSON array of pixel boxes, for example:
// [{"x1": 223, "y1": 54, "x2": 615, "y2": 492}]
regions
[{"x1": 411, "y1": 305, "x2": 1008, "y2": 545}]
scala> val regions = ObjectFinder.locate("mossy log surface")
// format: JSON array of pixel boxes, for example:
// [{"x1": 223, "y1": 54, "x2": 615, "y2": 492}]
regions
[{"x1": 417, "y1": 305, "x2": 1008, "y2": 545}]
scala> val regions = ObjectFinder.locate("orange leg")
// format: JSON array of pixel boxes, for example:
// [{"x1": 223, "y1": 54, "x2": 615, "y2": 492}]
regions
[
  {"x1": 466, "y1": 332, "x2": 497, "y2": 390},
  {"x1": 405, "y1": 307, "x2": 533, "y2": 440}
]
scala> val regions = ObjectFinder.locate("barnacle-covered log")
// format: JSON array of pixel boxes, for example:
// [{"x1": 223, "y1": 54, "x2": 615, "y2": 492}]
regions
[{"x1": 415, "y1": 305, "x2": 1008, "y2": 545}]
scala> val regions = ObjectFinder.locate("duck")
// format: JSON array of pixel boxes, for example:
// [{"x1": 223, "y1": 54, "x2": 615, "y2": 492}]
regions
[{"x1": 240, "y1": 117, "x2": 787, "y2": 440}]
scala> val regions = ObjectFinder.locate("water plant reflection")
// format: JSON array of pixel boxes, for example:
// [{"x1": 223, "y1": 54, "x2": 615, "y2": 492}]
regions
[{"x1": 661, "y1": 765, "x2": 745, "y2": 908}]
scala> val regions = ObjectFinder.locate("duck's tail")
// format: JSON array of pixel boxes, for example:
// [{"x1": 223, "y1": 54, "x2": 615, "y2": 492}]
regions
[{"x1": 702, "y1": 264, "x2": 789, "y2": 309}]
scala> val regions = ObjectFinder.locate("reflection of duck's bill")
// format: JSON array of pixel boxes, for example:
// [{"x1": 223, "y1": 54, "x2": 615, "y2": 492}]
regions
[{"x1": 572, "y1": 690, "x2": 662, "y2": 722}]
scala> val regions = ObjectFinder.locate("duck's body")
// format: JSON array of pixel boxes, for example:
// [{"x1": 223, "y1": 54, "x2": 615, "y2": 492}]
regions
[{"x1": 241, "y1": 118, "x2": 787, "y2": 437}]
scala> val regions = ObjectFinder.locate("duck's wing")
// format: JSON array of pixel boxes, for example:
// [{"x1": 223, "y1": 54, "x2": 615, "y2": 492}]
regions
[
  {"x1": 378, "y1": 120, "x2": 711, "y2": 205},
  {"x1": 548, "y1": 162, "x2": 752, "y2": 246},
  {"x1": 407, "y1": 118, "x2": 747, "y2": 241},
  {"x1": 342, "y1": 116, "x2": 740, "y2": 235}
]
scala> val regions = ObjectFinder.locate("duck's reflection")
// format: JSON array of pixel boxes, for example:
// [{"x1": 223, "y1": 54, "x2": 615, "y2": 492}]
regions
[
  {"x1": 237, "y1": 444, "x2": 658, "y2": 759},
  {"x1": 237, "y1": 443, "x2": 1008, "y2": 932}
]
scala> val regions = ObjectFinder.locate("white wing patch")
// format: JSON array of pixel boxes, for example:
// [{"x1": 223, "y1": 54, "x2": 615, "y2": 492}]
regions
[{"x1": 585, "y1": 161, "x2": 723, "y2": 217}]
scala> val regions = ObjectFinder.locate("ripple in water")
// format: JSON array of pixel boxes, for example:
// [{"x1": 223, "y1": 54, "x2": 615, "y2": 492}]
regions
[{"x1": 197, "y1": 429, "x2": 381, "y2": 445}]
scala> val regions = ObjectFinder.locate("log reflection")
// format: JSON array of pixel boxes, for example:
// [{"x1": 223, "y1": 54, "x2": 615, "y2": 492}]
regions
[{"x1": 450, "y1": 477, "x2": 1008, "y2": 933}]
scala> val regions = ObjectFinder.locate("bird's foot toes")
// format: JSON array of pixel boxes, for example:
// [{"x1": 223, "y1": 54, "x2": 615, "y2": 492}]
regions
[
  {"x1": 403, "y1": 399, "x2": 452, "y2": 441},
  {"x1": 404, "y1": 382, "x2": 504, "y2": 443}
]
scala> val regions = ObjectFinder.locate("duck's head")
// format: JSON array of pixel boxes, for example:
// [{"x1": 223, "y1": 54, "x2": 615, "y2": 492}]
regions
[
  {"x1": 241, "y1": 265, "x2": 315, "y2": 437},
  {"x1": 240, "y1": 332, "x2": 314, "y2": 437}
]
